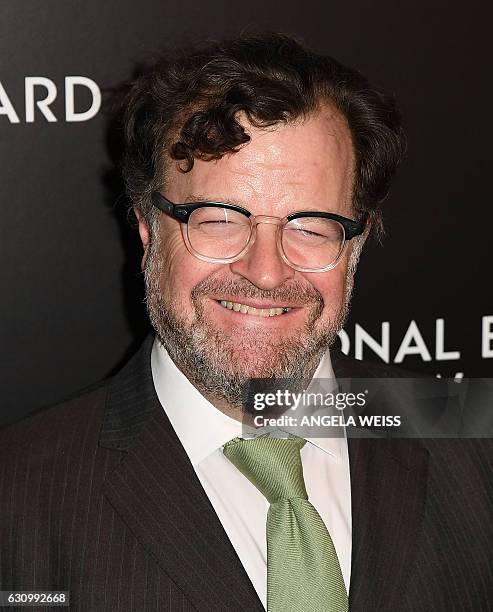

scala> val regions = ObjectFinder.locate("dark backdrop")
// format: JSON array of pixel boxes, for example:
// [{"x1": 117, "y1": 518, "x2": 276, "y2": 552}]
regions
[{"x1": 1, "y1": 0, "x2": 492, "y2": 425}]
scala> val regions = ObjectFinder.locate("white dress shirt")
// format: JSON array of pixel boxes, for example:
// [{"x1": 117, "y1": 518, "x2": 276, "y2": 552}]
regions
[{"x1": 151, "y1": 338, "x2": 352, "y2": 608}]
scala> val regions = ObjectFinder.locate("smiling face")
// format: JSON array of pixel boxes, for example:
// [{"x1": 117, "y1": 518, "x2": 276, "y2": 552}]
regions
[{"x1": 139, "y1": 106, "x2": 361, "y2": 413}]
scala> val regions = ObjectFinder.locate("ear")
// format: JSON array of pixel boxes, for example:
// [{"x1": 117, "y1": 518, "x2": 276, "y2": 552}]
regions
[
  {"x1": 348, "y1": 218, "x2": 372, "y2": 273},
  {"x1": 134, "y1": 207, "x2": 151, "y2": 270},
  {"x1": 361, "y1": 217, "x2": 372, "y2": 244}
]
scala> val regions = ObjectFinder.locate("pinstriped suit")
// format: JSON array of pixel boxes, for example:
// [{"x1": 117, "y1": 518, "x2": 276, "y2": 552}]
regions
[{"x1": 1, "y1": 336, "x2": 493, "y2": 611}]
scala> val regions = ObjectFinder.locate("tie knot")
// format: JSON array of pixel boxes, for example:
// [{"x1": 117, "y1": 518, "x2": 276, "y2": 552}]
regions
[{"x1": 223, "y1": 436, "x2": 308, "y2": 504}]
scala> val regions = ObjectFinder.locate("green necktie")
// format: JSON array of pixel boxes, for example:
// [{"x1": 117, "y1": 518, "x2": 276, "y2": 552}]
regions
[{"x1": 223, "y1": 435, "x2": 348, "y2": 612}]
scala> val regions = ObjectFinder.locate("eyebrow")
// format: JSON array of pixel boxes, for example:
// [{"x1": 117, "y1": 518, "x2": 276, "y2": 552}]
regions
[{"x1": 183, "y1": 194, "x2": 244, "y2": 207}]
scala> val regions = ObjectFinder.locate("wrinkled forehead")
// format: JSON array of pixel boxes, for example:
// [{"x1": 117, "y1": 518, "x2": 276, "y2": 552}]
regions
[{"x1": 165, "y1": 107, "x2": 355, "y2": 217}]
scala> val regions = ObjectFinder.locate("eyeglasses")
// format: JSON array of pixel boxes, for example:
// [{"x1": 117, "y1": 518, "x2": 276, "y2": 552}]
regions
[{"x1": 151, "y1": 192, "x2": 365, "y2": 272}]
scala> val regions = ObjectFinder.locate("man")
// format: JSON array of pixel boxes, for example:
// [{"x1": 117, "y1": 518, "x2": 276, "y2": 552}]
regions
[{"x1": 1, "y1": 33, "x2": 492, "y2": 611}]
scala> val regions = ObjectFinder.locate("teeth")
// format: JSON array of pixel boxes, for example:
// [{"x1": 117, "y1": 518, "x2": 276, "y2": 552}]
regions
[{"x1": 219, "y1": 300, "x2": 290, "y2": 317}]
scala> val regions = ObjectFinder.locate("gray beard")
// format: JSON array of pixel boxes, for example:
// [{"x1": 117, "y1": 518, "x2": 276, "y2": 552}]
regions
[{"x1": 144, "y1": 237, "x2": 353, "y2": 412}]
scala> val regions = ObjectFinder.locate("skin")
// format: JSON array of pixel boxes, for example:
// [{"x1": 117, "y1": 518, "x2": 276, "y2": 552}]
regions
[{"x1": 136, "y1": 107, "x2": 364, "y2": 419}]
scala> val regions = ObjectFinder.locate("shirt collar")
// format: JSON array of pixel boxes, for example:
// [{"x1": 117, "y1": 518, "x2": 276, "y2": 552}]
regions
[{"x1": 151, "y1": 337, "x2": 344, "y2": 466}]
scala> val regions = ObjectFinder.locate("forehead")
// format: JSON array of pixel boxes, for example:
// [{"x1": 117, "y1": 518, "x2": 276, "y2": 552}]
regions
[{"x1": 166, "y1": 107, "x2": 355, "y2": 215}]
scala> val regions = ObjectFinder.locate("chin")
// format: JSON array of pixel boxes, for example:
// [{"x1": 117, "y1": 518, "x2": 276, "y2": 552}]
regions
[
  {"x1": 232, "y1": 356, "x2": 277, "y2": 378},
  {"x1": 219, "y1": 340, "x2": 309, "y2": 380}
]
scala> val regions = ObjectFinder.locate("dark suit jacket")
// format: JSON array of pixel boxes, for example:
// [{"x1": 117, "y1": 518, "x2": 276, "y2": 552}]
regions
[{"x1": 1, "y1": 337, "x2": 492, "y2": 611}]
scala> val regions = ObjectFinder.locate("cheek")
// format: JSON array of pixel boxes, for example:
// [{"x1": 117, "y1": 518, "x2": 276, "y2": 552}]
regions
[
  {"x1": 307, "y1": 266, "x2": 349, "y2": 312},
  {"x1": 159, "y1": 232, "x2": 186, "y2": 280},
  {"x1": 156, "y1": 227, "x2": 217, "y2": 308}
]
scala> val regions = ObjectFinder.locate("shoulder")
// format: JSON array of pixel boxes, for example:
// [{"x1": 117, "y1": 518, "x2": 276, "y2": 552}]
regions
[
  {"x1": 0, "y1": 335, "x2": 155, "y2": 469},
  {"x1": 0, "y1": 380, "x2": 110, "y2": 465},
  {"x1": 330, "y1": 347, "x2": 493, "y2": 448},
  {"x1": 0, "y1": 380, "x2": 122, "y2": 529}
]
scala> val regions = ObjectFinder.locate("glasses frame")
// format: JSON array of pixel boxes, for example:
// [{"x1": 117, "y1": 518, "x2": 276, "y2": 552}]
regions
[{"x1": 151, "y1": 191, "x2": 366, "y2": 272}]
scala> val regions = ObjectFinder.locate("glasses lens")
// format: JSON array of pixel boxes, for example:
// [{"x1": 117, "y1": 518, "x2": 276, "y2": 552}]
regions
[
  {"x1": 281, "y1": 217, "x2": 345, "y2": 270},
  {"x1": 187, "y1": 206, "x2": 251, "y2": 259}
]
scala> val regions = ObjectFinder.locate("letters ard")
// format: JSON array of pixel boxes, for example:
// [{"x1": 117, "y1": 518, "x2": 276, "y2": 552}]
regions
[{"x1": 0, "y1": 77, "x2": 101, "y2": 123}]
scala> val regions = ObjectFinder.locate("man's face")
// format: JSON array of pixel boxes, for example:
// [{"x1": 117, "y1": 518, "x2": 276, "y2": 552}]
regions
[{"x1": 140, "y1": 108, "x2": 359, "y2": 408}]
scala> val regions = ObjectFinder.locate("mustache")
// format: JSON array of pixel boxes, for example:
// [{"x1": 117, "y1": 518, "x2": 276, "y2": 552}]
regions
[{"x1": 190, "y1": 276, "x2": 324, "y2": 308}]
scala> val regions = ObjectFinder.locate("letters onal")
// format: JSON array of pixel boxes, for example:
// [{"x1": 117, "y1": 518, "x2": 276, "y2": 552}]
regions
[{"x1": 0, "y1": 76, "x2": 101, "y2": 123}]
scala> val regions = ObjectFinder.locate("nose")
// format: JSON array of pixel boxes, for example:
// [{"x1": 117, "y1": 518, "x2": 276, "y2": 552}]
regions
[{"x1": 229, "y1": 223, "x2": 295, "y2": 290}]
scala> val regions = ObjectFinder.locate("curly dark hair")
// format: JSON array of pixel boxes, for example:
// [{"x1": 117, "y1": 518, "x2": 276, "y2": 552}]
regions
[{"x1": 120, "y1": 32, "x2": 405, "y2": 236}]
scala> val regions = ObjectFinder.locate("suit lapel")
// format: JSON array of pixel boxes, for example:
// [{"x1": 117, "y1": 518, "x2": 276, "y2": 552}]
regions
[
  {"x1": 332, "y1": 348, "x2": 430, "y2": 611},
  {"x1": 99, "y1": 337, "x2": 263, "y2": 611}
]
